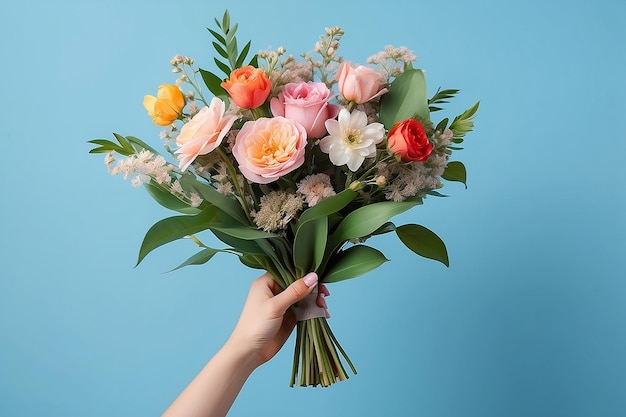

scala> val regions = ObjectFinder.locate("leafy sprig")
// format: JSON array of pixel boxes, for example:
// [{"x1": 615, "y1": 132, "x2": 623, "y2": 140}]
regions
[{"x1": 199, "y1": 10, "x2": 258, "y2": 97}]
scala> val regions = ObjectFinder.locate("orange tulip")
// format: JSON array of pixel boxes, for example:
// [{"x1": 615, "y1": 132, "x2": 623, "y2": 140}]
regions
[
  {"x1": 143, "y1": 84, "x2": 185, "y2": 126},
  {"x1": 221, "y1": 66, "x2": 271, "y2": 109}
]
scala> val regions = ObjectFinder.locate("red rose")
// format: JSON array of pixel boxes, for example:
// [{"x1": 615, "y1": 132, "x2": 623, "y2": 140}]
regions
[{"x1": 387, "y1": 119, "x2": 433, "y2": 162}]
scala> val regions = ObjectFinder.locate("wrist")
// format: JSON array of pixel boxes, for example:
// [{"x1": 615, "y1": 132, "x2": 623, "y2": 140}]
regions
[{"x1": 221, "y1": 334, "x2": 262, "y2": 372}]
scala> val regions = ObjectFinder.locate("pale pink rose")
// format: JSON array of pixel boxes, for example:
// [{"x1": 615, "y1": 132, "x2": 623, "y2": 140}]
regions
[
  {"x1": 175, "y1": 97, "x2": 238, "y2": 171},
  {"x1": 335, "y1": 61, "x2": 388, "y2": 104},
  {"x1": 270, "y1": 82, "x2": 339, "y2": 138},
  {"x1": 232, "y1": 117, "x2": 307, "y2": 184}
]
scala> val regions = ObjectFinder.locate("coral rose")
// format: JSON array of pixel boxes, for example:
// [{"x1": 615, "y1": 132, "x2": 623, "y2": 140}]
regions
[
  {"x1": 174, "y1": 97, "x2": 238, "y2": 171},
  {"x1": 232, "y1": 117, "x2": 307, "y2": 184},
  {"x1": 335, "y1": 61, "x2": 388, "y2": 104},
  {"x1": 143, "y1": 84, "x2": 185, "y2": 126},
  {"x1": 221, "y1": 66, "x2": 272, "y2": 109},
  {"x1": 270, "y1": 82, "x2": 339, "y2": 138},
  {"x1": 387, "y1": 119, "x2": 433, "y2": 162}
]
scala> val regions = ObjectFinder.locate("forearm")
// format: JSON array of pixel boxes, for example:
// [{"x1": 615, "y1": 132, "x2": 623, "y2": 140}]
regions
[{"x1": 161, "y1": 339, "x2": 258, "y2": 417}]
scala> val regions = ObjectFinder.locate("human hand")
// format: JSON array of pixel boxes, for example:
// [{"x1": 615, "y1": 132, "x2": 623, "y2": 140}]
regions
[{"x1": 226, "y1": 272, "x2": 329, "y2": 368}]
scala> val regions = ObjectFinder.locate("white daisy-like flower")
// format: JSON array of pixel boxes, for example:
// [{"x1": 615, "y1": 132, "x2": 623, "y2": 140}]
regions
[{"x1": 319, "y1": 109, "x2": 385, "y2": 171}]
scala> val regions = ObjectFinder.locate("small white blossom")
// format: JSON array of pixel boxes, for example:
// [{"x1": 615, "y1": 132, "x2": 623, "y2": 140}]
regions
[{"x1": 319, "y1": 109, "x2": 385, "y2": 171}]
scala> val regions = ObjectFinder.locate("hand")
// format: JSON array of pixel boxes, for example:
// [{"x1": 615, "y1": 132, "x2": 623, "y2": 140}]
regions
[
  {"x1": 161, "y1": 272, "x2": 329, "y2": 417},
  {"x1": 226, "y1": 271, "x2": 329, "y2": 367}
]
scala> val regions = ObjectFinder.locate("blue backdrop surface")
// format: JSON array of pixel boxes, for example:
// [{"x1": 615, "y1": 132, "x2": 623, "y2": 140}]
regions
[{"x1": 1, "y1": 0, "x2": 625, "y2": 416}]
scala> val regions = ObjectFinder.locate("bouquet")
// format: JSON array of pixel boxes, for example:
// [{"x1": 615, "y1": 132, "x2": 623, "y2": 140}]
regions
[{"x1": 89, "y1": 11, "x2": 478, "y2": 387}]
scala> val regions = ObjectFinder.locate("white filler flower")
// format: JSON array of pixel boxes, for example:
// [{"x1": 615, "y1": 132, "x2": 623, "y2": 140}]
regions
[{"x1": 319, "y1": 108, "x2": 385, "y2": 171}]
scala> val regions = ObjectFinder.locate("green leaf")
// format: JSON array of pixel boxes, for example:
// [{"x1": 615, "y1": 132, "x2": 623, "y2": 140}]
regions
[
  {"x1": 236, "y1": 40, "x2": 252, "y2": 68},
  {"x1": 179, "y1": 175, "x2": 248, "y2": 224},
  {"x1": 212, "y1": 229, "x2": 264, "y2": 255},
  {"x1": 450, "y1": 101, "x2": 480, "y2": 139},
  {"x1": 323, "y1": 245, "x2": 389, "y2": 283},
  {"x1": 395, "y1": 224, "x2": 449, "y2": 267},
  {"x1": 144, "y1": 181, "x2": 201, "y2": 215},
  {"x1": 379, "y1": 69, "x2": 429, "y2": 129},
  {"x1": 113, "y1": 133, "x2": 134, "y2": 153},
  {"x1": 293, "y1": 217, "x2": 327, "y2": 276},
  {"x1": 199, "y1": 68, "x2": 226, "y2": 97},
  {"x1": 126, "y1": 135, "x2": 161, "y2": 155},
  {"x1": 87, "y1": 139, "x2": 127, "y2": 154},
  {"x1": 207, "y1": 28, "x2": 225, "y2": 45},
  {"x1": 214, "y1": 58, "x2": 232, "y2": 77},
  {"x1": 211, "y1": 225, "x2": 278, "y2": 240},
  {"x1": 296, "y1": 189, "x2": 358, "y2": 226},
  {"x1": 329, "y1": 199, "x2": 422, "y2": 247},
  {"x1": 212, "y1": 41, "x2": 229, "y2": 59},
  {"x1": 441, "y1": 161, "x2": 467, "y2": 188},
  {"x1": 137, "y1": 207, "x2": 223, "y2": 266},
  {"x1": 239, "y1": 253, "x2": 269, "y2": 270},
  {"x1": 168, "y1": 247, "x2": 221, "y2": 272}
]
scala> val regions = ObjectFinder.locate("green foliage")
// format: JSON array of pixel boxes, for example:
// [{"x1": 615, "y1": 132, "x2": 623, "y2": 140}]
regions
[
  {"x1": 323, "y1": 245, "x2": 389, "y2": 283},
  {"x1": 441, "y1": 161, "x2": 467, "y2": 188},
  {"x1": 168, "y1": 248, "x2": 222, "y2": 272},
  {"x1": 449, "y1": 101, "x2": 480, "y2": 143},
  {"x1": 379, "y1": 69, "x2": 430, "y2": 129},
  {"x1": 293, "y1": 217, "x2": 327, "y2": 277},
  {"x1": 88, "y1": 133, "x2": 159, "y2": 156},
  {"x1": 429, "y1": 88, "x2": 459, "y2": 112},
  {"x1": 200, "y1": 10, "x2": 257, "y2": 97},
  {"x1": 144, "y1": 181, "x2": 201, "y2": 215},
  {"x1": 395, "y1": 224, "x2": 449, "y2": 267}
]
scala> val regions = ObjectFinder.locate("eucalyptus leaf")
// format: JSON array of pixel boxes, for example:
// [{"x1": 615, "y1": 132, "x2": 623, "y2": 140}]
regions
[
  {"x1": 396, "y1": 224, "x2": 449, "y2": 267},
  {"x1": 379, "y1": 69, "x2": 430, "y2": 129},
  {"x1": 323, "y1": 245, "x2": 389, "y2": 283}
]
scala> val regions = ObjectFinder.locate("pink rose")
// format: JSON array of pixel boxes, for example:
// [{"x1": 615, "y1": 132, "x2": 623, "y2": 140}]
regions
[
  {"x1": 232, "y1": 117, "x2": 307, "y2": 184},
  {"x1": 335, "y1": 61, "x2": 388, "y2": 104},
  {"x1": 175, "y1": 97, "x2": 238, "y2": 171},
  {"x1": 270, "y1": 82, "x2": 339, "y2": 138}
]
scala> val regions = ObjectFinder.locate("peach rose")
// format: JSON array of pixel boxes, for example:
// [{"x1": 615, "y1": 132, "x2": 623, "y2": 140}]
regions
[
  {"x1": 143, "y1": 84, "x2": 185, "y2": 126},
  {"x1": 270, "y1": 82, "x2": 339, "y2": 138},
  {"x1": 174, "y1": 97, "x2": 238, "y2": 171},
  {"x1": 387, "y1": 119, "x2": 433, "y2": 162},
  {"x1": 335, "y1": 61, "x2": 388, "y2": 104},
  {"x1": 232, "y1": 117, "x2": 307, "y2": 184},
  {"x1": 221, "y1": 66, "x2": 272, "y2": 109}
]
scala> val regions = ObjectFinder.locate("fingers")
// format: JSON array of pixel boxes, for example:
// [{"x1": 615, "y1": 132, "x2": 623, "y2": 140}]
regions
[{"x1": 270, "y1": 272, "x2": 318, "y2": 313}]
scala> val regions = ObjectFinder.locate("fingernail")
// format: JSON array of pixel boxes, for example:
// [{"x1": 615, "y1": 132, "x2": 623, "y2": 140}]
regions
[{"x1": 303, "y1": 272, "x2": 318, "y2": 288}]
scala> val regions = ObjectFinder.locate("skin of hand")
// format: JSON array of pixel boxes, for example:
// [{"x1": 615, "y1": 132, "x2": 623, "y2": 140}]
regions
[
  {"x1": 228, "y1": 271, "x2": 329, "y2": 366},
  {"x1": 161, "y1": 271, "x2": 328, "y2": 417}
]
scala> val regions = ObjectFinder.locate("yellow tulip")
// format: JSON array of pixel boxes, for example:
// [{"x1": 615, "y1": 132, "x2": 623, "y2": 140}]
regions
[{"x1": 143, "y1": 84, "x2": 185, "y2": 126}]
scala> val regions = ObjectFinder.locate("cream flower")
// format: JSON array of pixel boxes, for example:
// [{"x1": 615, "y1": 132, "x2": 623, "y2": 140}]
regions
[
  {"x1": 175, "y1": 97, "x2": 238, "y2": 171},
  {"x1": 319, "y1": 109, "x2": 385, "y2": 171}
]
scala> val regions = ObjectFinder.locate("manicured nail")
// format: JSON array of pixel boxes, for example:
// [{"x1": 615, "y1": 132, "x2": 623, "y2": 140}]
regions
[{"x1": 303, "y1": 272, "x2": 318, "y2": 288}]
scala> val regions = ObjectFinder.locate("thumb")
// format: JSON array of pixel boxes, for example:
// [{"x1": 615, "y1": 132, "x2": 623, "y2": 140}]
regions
[{"x1": 271, "y1": 272, "x2": 318, "y2": 313}]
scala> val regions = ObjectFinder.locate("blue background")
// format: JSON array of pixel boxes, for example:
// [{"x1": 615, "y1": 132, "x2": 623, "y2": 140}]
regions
[{"x1": 1, "y1": 0, "x2": 625, "y2": 416}]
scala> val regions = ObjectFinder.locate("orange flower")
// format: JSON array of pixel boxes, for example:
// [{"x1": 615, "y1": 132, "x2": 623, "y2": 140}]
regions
[
  {"x1": 143, "y1": 84, "x2": 185, "y2": 126},
  {"x1": 221, "y1": 66, "x2": 272, "y2": 109}
]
